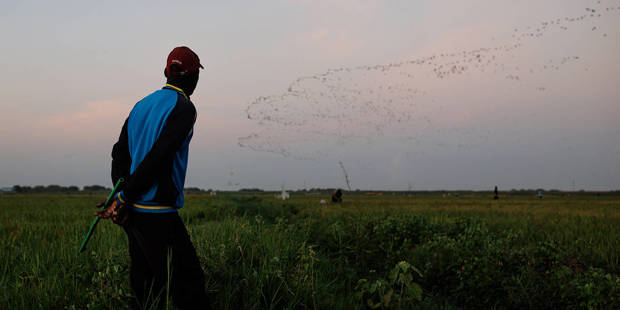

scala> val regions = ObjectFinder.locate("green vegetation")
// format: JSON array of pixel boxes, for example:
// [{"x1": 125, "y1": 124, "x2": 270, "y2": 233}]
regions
[{"x1": 1, "y1": 192, "x2": 619, "y2": 309}]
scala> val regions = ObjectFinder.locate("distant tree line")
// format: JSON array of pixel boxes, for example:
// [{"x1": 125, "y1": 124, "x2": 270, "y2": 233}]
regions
[
  {"x1": 184, "y1": 187, "x2": 209, "y2": 194},
  {"x1": 10, "y1": 185, "x2": 111, "y2": 194},
  {"x1": 238, "y1": 188, "x2": 264, "y2": 192}
]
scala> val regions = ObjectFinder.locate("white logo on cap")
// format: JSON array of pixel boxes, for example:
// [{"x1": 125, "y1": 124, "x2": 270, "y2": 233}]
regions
[{"x1": 172, "y1": 59, "x2": 183, "y2": 64}]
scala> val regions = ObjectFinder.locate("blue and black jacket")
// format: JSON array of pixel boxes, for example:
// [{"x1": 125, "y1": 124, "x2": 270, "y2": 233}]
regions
[{"x1": 111, "y1": 84, "x2": 196, "y2": 213}]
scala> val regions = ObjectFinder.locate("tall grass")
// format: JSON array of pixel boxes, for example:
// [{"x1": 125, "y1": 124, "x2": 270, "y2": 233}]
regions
[{"x1": 1, "y1": 192, "x2": 618, "y2": 309}]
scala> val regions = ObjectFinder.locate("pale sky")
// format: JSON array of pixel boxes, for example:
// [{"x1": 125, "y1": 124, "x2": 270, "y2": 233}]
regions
[{"x1": 1, "y1": 0, "x2": 619, "y2": 190}]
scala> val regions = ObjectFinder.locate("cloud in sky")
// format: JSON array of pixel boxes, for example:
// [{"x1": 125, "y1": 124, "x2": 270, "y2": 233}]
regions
[
  {"x1": 47, "y1": 100, "x2": 131, "y2": 142},
  {"x1": 1, "y1": 98, "x2": 130, "y2": 149}
]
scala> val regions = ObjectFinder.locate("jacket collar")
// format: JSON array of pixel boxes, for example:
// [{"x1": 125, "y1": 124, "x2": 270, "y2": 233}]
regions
[{"x1": 163, "y1": 84, "x2": 188, "y2": 99}]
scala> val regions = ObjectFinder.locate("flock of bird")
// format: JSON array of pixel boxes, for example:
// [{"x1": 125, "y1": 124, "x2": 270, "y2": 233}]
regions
[{"x1": 239, "y1": 2, "x2": 619, "y2": 160}]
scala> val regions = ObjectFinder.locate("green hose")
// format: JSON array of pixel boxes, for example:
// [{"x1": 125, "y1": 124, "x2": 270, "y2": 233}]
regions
[{"x1": 77, "y1": 178, "x2": 124, "y2": 255}]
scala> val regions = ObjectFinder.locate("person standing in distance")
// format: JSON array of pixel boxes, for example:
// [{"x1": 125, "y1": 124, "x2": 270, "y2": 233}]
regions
[{"x1": 95, "y1": 46, "x2": 210, "y2": 309}]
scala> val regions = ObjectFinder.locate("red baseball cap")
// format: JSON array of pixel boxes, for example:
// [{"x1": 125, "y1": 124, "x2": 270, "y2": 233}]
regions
[{"x1": 166, "y1": 46, "x2": 204, "y2": 76}]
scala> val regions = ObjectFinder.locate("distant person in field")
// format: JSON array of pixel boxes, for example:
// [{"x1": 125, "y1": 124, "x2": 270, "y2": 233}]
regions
[
  {"x1": 332, "y1": 189, "x2": 343, "y2": 203},
  {"x1": 494, "y1": 186, "x2": 499, "y2": 200},
  {"x1": 95, "y1": 46, "x2": 209, "y2": 309},
  {"x1": 538, "y1": 190, "x2": 543, "y2": 199}
]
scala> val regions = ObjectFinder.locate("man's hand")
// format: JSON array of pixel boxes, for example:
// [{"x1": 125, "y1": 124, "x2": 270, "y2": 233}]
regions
[{"x1": 94, "y1": 199, "x2": 129, "y2": 226}]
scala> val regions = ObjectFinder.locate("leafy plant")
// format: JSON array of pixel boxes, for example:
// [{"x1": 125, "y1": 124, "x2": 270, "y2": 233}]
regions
[{"x1": 355, "y1": 261, "x2": 423, "y2": 309}]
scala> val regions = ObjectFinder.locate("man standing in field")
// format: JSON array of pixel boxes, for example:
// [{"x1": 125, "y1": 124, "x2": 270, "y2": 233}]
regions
[
  {"x1": 95, "y1": 46, "x2": 210, "y2": 309},
  {"x1": 331, "y1": 188, "x2": 343, "y2": 203}
]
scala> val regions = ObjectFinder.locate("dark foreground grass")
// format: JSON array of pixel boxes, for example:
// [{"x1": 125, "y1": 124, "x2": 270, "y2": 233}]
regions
[{"x1": 1, "y1": 192, "x2": 619, "y2": 309}]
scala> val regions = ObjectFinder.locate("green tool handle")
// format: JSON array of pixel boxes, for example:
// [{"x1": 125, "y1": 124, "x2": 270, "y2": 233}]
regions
[{"x1": 78, "y1": 178, "x2": 124, "y2": 254}]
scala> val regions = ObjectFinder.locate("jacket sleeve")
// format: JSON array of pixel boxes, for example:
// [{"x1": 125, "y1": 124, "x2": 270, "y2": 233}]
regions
[
  {"x1": 111, "y1": 118, "x2": 131, "y2": 186},
  {"x1": 120, "y1": 98, "x2": 196, "y2": 203}
]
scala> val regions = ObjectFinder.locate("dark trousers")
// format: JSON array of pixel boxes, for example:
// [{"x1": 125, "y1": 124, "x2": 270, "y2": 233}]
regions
[{"x1": 123, "y1": 211, "x2": 210, "y2": 309}]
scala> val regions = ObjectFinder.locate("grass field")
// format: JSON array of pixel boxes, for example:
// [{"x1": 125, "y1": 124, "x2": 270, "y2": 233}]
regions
[{"x1": 1, "y1": 191, "x2": 619, "y2": 309}]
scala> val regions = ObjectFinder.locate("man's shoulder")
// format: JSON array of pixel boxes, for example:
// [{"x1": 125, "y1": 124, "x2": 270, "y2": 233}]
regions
[
  {"x1": 128, "y1": 89, "x2": 178, "y2": 119},
  {"x1": 132, "y1": 89, "x2": 171, "y2": 108},
  {"x1": 137, "y1": 88, "x2": 181, "y2": 107},
  {"x1": 144, "y1": 88, "x2": 178, "y2": 102},
  {"x1": 130, "y1": 88, "x2": 195, "y2": 118}
]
